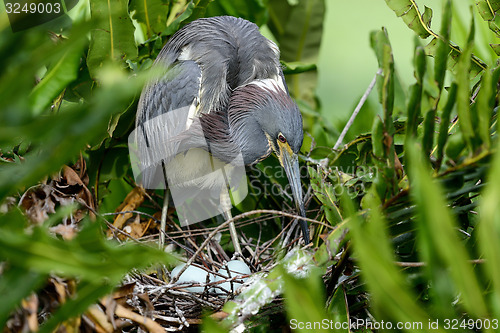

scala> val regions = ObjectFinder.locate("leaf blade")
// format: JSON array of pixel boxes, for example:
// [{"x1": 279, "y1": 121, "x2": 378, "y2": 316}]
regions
[{"x1": 87, "y1": 0, "x2": 138, "y2": 78}]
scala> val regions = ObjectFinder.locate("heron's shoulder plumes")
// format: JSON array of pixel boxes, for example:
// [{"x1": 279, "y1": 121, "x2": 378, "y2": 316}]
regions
[{"x1": 153, "y1": 16, "x2": 283, "y2": 115}]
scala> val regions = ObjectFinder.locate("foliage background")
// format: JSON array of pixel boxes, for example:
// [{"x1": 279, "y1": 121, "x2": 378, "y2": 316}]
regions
[{"x1": 1, "y1": 0, "x2": 500, "y2": 332}]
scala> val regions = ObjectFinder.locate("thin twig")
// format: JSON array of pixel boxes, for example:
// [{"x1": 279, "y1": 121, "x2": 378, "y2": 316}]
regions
[
  {"x1": 160, "y1": 190, "x2": 169, "y2": 249},
  {"x1": 333, "y1": 68, "x2": 382, "y2": 150},
  {"x1": 103, "y1": 209, "x2": 207, "y2": 261},
  {"x1": 80, "y1": 203, "x2": 142, "y2": 244},
  {"x1": 103, "y1": 210, "x2": 161, "y2": 223},
  {"x1": 396, "y1": 259, "x2": 486, "y2": 267},
  {"x1": 259, "y1": 219, "x2": 295, "y2": 261},
  {"x1": 166, "y1": 289, "x2": 218, "y2": 308}
]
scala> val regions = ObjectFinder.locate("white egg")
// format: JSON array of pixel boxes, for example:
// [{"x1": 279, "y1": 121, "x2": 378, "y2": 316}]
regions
[
  {"x1": 213, "y1": 260, "x2": 251, "y2": 295},
  {"x1": 171, "y1": 264, "x2": 211, "y2": 293}
]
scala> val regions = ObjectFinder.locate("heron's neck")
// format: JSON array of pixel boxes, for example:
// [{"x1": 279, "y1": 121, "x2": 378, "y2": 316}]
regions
[
  {"x1": 197, "y1": 111, "x2": 242, "y2": 164},
  {"x1": 229, "y1": 109, "x2": 271, "y2": 165},
  {"x1": 199, "y1": 81, "x2": 283, "y2": 165},
  {"x1": 227, "y1": 87, "x2": 272, "y2": 165},
  {"x1": 197, "y1": 108, "x2": 270, "y2": 165}
]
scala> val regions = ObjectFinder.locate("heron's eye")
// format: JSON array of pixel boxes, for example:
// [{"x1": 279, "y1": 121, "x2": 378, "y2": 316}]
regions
[{"x1": 278, "y1": 134, "x2": 287, "y2": 143}]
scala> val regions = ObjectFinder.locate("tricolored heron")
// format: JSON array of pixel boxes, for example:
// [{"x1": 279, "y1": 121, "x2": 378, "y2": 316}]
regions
[{"x1": 134, "y1": 16, "x2": 309, "y2": 254}]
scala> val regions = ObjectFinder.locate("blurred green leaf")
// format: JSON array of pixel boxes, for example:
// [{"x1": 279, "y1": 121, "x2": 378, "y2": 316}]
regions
[
  {"x1": 201, "y1": 315, "x2": 230, "y2": 333},
  {"x1": 478, "y1": 149, "x2": 500, "y2": 319},
  {"x1": 0, "y1": 64, "x2": 145, "y2": 201},
  {"x1": 370, "y1": 28, "x2": 398, "y2": 199},
  {"x1": 371, "y1": 28, "x2": 395, "y2": 124},
  {"x1": 327, "y1": 286, "x2": 349, "y2": 333},
  {"x1": 40, "y1": 281, "x2": 115, "y2": 333},
  {"x1": 407, "y1": 143, "x2": 489, "y2": 319},
  {"x1": 0, "y1": 206, "x2": 175, "y2": 328},
  {"x1": 0, "y1": 108, "x2": 101, "y2": 199},
  {"x1": 345, "y1": 193, "x2": 439, "y2": 330},
  {"x1": 281, "y1": 61, "x2": 317, "y2": 74},
  {"x1": 0, "y1": 220, "x2": 174, "y2": 282},
  {"x1": 434, "y1": 0, "x2": 451, "y2": 92},
  {"x1": 455, "y1": 14, "x2": 476, "y2": 153},
  {"x1": 39, "y1": 281, "x2": 114, "y2": 333},
  {"x1": 421, "y1": 109, "x2": 435, "y2": 158},
  {"x1": 0, "y1": 266, "x2": 46, "y2": 328},
  {"x1": 0, "y1": 27, "x2": 86, "y2": 128},
  {"x1": 29, "y1": 39, "x2": 85, "y2": 115},
  {"x1": 281, "y1": 266, "x2": 330, "y2": 332},
  {"x1": 436, "y1": 83, "x2": 457, "y2": 168},
  {"x1": 476, "y1": 66, "x2": 493, "y2": 149},
  {"x1": 405, "y1": 43, "x2": 425, "y2": 151},
  {"x1": 371, "y1": 117, "x2": 384, "y2": 159},
  {"x1": 371, "y1": 117, "x2": 387, "y2": 200},
  {"x1": 423, "y1": 0, "x2": 452, "y2": 165},
  {"x1": 444, "y1": 130, "x2": 465, "y2": 161}
]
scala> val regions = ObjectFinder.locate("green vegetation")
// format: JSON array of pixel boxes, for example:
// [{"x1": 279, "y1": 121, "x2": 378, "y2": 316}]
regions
[{"x1": 1, "y1": 0, "x2": 500, "y2": 331}]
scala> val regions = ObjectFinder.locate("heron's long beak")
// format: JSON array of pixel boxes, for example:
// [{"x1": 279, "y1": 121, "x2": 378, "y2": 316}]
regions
[{"x1": 278, "y1": 142, "x2": 310, "y2": 244}]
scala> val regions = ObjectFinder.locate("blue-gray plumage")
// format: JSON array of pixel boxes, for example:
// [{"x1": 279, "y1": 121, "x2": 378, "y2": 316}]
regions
[{"x1": 136, "y1": 16, "x2": 310, "y2": 248}]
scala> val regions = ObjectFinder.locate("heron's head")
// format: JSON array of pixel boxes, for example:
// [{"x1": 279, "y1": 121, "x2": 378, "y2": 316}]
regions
[{"x1": 228, "y1": 79, "x2": 309, "y2": 243}]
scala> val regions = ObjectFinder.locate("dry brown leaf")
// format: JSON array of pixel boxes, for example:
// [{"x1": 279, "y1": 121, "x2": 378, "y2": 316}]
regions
[
  {"x1": 56, "y1": 316, "x2": 81, "y2": 333},
  {"x1": 318, "y1": 233, "x2": 329, "y2": 241},
  {"x1": 122, "y1": 215, "x2": 142, "y2": 239},
  {"x1": 111, "y1": 282, "x2": 136, "y2": 299},
  {"x1": 104, "y1": 296, "x2": 118, "y2": 330},
  {"x1": 49, "y1": 277, "x2": 68, "y2": 304},
  {"x1": 394, "y1": 151, "x2": 404, "y2": 179},
  {"x1": 210, "y1": 311, "x2": 229, "y2": 321},
  {"x1": 50, "y1": 224, "x2": 79, "y2": 240},
  {"x1": 61, "y1": 165, "x2": 84, "y2": 186},
  {"x1": 21, "y1": 293, "x2": 38, "y2": 332},
  {"x1": 75, "y1": 154, "x2": 88, "y2": 183},
  {"x1": 143, "y1": 211, "x2": 162, "y2": 235},
  {"x1": 137, "y1": 293, "x2": 155, "y2": 312},
  {"x1": 86, "y1": 305, "x2": 114, "y2": 333},
  {"x1": 19, "y1": 160, "x2": 95, "y2": 226},
  {"x1": 108, "y1": 187, "x2": 145, "y2": 236},
  {"x1": 55, "y1": 164, "x2": 95, "y2": 218},
  {"x1": 101, "y1": 296, "x2": 164, "y2": 333},
  {"x1": 19, "y1": 185, "x2": 56, "y2": 224}
]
